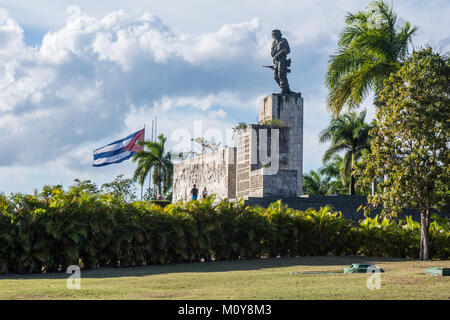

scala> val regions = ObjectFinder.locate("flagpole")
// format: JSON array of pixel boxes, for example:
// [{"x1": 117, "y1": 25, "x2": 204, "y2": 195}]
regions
[
  {"x1": 151, "y1": 120, "x2": 154, "y2": 141},
  {"x1": 140, "y1": 124, "x2": 145, "y2": 201},
  {"x1": 154, "y1": 116, "x2": 157, "y2": 196},
  {"x1": 150, "y1": 119, "x2": 154, "y2": 196}
]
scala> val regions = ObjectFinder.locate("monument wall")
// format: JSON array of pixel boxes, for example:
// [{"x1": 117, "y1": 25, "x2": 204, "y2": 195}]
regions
[
  {"x1": 236, "y1": 124, "x2": 297, "y2": 198},
  {"x1": 172, "y1": 93, "x2": 303, "y2": 202},
  {"x1": 236, "y1": 126, "x2": 251, "y2": 198},
  {"x1": 172, "y1": 148, "x2": 236, "y2": 202}
]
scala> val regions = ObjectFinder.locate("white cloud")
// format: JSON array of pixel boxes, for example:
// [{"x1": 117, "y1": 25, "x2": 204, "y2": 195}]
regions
[
  {"x1": 152, "y1": 92, "x2": 260, "y2": 112},
  {"x1": 0, "y1": 8, "x2": 266, "y2": 172},
  {"x1": 0, "y1": 1, "x2": 448, "y2": 194},
  {"x1": 0, "y1": 9, "x2": 53, "y2": 112},
  {"x1": 208, "y1": 108, "x2": 226, "y2": 120},
  {"x1": 0, "y1": 8, "x2": 24, "y2": 52},
  {"x1": 37, "y1": 7, "x2": 264, "y2": 71}
]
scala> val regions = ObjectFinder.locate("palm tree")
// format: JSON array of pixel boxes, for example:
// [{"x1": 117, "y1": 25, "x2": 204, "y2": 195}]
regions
[
  {"x1": 132, "y1": 134, "x2": 173, "y2": 197},
  {"x1": 325, "y1": 0, "x2": 417, "y2": 117},
  {"x1": 319, "y1": 155, "x2": 347, "y2": 195},
  {"x1": 302, "y1": 169, "x2": 330, "y2": 195},
  {"x1": 319, "y1": 111, "x2": 373, "y2": 195}
]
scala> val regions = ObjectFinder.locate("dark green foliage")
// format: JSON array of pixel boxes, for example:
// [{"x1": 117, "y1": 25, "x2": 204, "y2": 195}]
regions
[
  {"x1": 101, "y1": 174, "x2": 137, "y2": 202},
  {"x1": 319, "y1": 110, "x2": 374, "y2": 195},
  {"x1": 325, "y1": 0, "x2": 418, "y2": 117},
  {"x1": 147, "y1": 200, "x2": 171, "y2": 208},
  {"x1": 132, "y1": 134, "x2": 173, "y2": 196},
  {"x1": 302, "y1": 170, "x2": 330, "y2": 195},
  {"x1": 0, "y1": 191, "x2": 448, "y2": 274},
  {"x1": 355, "y1": 48, "x2": 449, "y2": 260},
  {"x1": 302, "y1": 156, "x2": 348, "y2": 195}
]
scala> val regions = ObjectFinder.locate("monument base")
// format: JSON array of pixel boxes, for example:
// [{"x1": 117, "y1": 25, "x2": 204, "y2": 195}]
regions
[
  {"x1": 172, "y1": 93, "x2": 304, "y2": 202},
  {"x1": 235, "y1": 93, "x2": 304, "y2": 198}
]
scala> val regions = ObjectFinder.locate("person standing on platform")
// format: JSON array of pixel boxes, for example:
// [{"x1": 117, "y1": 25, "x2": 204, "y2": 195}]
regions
[{"x1": 190, "y1": 184, "x2": 198, "y2": 200}]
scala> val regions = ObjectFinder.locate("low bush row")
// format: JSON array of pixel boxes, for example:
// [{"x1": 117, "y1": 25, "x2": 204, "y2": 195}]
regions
[{"x1": 0, "y1": 189, "x2": 448, "y2": 274}]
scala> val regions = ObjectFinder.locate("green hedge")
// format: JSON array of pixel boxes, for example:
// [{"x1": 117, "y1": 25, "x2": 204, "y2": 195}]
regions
[
  {"x1": 148, "y1": 200, "x2": 171, "y2": 207},
  {"x1": 0, "y1": 191, "x2": 448, "y2": 274}
]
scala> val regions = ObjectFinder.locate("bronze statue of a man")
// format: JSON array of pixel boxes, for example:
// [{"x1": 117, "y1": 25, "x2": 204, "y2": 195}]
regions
[{"x1": 271, "y1": 29, "x2": 292, "y2": 94}]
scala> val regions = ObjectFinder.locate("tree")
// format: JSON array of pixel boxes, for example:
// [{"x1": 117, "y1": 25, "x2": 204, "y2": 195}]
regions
[
  {"x1": 302, "y1": 169, "x2": 330, "y2": 195},
  {"x1": 319, "y1": 110, "x2": 373, "y2": 195},
  {"x1": 326, "y1": 0, "x2": 417, "y2": 117},
  {"x1": 132, "y1": 134, "x2": 173, "y2": 197},
  {"x1": 319, "y1": 155, "x2": 347, "y2": 194},
  {"x1": 356, "y1": 48, "x2": 449, "y2": 260},
  {"x1": 143, "y1": 186, "x2": 158, "y2": 201},
  {"x1": 101, "y1": 174, "x2": 137, "y2": 202},
  {"x1": 68, "y1": 179, "x2": 99, "y2": 196},
  {"x1": 303, "y1": 156, "x2": 350, "y2": 195},
  {"x1": 39, "y1": 184, "x2": 64, "y2": 200}
]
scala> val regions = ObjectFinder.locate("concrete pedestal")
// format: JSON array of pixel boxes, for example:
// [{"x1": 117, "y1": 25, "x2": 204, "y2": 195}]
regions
[{"x1": 236, "y1": 93, "x2": 304, "y2": 198}]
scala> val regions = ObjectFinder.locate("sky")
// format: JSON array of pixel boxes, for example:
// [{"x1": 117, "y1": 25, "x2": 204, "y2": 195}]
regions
[{"x1": 0, "y1": 0, "x2": 449, "y2": 195}]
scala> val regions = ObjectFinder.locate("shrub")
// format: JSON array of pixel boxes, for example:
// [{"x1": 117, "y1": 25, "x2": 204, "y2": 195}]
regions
[
  {"x1": 0, "y1": 191, "x2": 448, "y2": 274},
  {"x1": 148, "y1": 200, "x2": 171, "y2": 208}
]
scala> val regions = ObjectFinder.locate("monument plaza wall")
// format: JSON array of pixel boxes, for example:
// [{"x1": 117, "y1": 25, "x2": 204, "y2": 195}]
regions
[{"x1": 172, "y1": 148, "x2": 236, "y2": 202}]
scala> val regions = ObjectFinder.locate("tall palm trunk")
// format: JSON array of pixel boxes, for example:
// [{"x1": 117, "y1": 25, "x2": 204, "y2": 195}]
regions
[
  {"x1": 349, "y1": 151, "x2": 355, "y2": 195},
  {"x1": 157, "y1": 166, "x2": 162, "y2": 196},
  {"x1": 349, "y1": 176, "x2": 355, "y2": 195}
]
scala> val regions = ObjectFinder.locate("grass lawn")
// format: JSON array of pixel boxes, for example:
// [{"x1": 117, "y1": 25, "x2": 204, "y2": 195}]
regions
[{"x1": 0, "y1": 256, "x2": 449, "y2": 300}]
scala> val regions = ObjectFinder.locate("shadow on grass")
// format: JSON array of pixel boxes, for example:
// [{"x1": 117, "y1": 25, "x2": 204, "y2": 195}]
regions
[{"x1": 0, "y1": 256, "x2": 411, "y2": 280}]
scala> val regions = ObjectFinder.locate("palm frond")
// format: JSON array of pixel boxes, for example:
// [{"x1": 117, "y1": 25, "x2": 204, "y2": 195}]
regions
[
  {"x1": 131, "y1": 134, "x2": 173, "y2": 194},
  {"x1": 326, "y1": 0, "x2": 417, "y2": 117}
]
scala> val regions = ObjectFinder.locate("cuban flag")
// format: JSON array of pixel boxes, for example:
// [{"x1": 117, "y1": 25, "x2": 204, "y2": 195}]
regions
[{"x1": 93, "y1": 128, "x2": 145, "y2": 167}]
